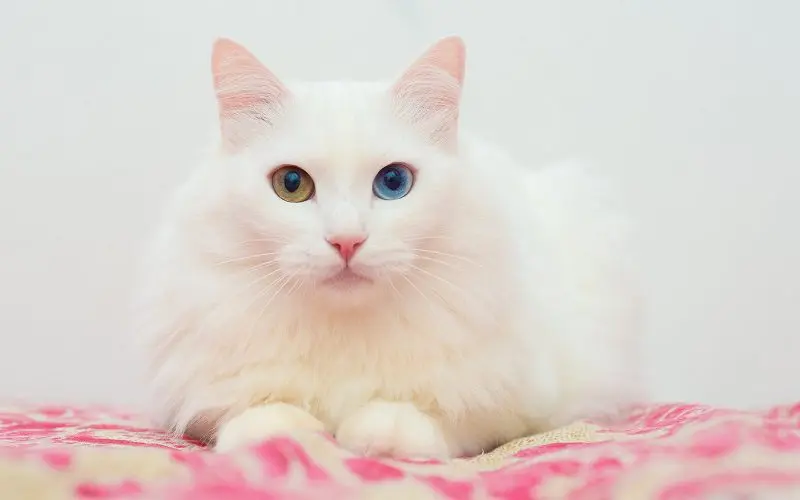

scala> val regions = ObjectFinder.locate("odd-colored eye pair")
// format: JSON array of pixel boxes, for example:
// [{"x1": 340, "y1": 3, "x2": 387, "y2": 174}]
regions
[{"x1": 270, "y1": 163, "x2": 414, "y2": 203}]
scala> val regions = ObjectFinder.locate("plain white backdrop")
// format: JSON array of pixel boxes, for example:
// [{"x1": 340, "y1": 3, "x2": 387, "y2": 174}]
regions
[{"x1": 0, "y1": 0, "x2": 797, "y2": 410}]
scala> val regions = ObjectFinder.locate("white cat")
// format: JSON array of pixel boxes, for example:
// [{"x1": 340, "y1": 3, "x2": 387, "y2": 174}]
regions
[{"x1": 135, "y1": 36, "x2": 642, "y2": 458}]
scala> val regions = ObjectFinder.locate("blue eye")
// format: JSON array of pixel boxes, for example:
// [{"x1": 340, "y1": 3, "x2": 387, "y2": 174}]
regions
[{"x1": 373, "y1": 163, "x2": 414, "y2": 200}]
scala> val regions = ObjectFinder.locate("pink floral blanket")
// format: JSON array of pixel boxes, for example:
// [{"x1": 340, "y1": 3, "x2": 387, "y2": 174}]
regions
[{"x1": 1, "y1": 403, "x2": 800, "y2": 499}]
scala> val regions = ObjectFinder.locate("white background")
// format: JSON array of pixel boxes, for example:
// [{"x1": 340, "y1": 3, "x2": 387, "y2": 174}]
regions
[{"x1": 0, "y1": 0, "x2": 797, "y2": 410}]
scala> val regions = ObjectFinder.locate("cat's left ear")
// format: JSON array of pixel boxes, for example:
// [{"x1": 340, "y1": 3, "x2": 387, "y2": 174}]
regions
[
  {"x1": 211, "y1": 38, "x2": 289, "y2": 152},
  {"x1": 391, "y1": 36, "x2": 466, "y2": 149}
]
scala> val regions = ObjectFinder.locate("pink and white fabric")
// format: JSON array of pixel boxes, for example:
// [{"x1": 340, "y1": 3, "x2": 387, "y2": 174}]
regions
[{"x1": 1, "y1": 403, "x2": 800, "y2": 498}]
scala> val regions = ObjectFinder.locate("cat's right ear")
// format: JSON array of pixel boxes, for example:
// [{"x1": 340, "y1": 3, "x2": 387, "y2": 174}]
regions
[{"x1": 211, "y1": 38, "x2": 289, "y2": 151}]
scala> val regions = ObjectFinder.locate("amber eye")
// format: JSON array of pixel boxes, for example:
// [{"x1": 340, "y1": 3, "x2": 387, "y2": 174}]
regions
[{"x1": 271, "y1": 165, "x2": 315, "y2": 203}]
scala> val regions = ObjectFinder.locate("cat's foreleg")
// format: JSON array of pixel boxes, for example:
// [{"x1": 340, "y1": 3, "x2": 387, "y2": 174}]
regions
[
  {"x1": 215, "y1": 402, "x2": 325, "y2": 452},
  {"x1": 335, "y1": 400, "x2": 454, "y2": 459}
]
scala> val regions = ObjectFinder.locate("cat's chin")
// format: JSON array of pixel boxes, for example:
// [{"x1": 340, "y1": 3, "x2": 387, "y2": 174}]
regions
[
  {"x1": 322, "y1": 269, "x2": 373, "y2": 288},
  {"x1": 314, "y1": 269, "x2": 380, "y2": 308}
]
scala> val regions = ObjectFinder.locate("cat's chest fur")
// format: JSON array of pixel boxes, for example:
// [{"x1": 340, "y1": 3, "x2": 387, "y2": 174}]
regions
[{"x1": 206, "y1": 291, "x2": 536, "y2": 448}]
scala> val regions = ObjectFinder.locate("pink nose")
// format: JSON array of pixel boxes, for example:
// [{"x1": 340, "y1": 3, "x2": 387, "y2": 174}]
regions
[{"x1": 326, "y1": 234, "x2": 366, "y2": 262}]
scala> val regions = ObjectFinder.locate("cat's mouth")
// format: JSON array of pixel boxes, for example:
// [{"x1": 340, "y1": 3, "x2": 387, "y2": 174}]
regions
[{"x1": 322, "y1": 268, "x2": 373, "y2": 287}]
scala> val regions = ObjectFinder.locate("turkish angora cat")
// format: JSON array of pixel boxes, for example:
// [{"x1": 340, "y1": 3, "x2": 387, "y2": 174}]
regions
[{"x1": 136, "y1": 36, "x2": 642, "y2": 458}]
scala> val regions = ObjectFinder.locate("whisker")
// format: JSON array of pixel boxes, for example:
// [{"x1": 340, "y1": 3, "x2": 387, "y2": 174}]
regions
[
  {"x1": 408, "y1": 265, "x2": 500, "y2": 324},
  {"x1": 228, "y1": 237, "x2": 290, "y2": 246},
  {"x1": 405, "y1": 235, "x2": 456, "y2": 242},
  {"x1": 251, "y1": 273, "x2": 295, "y2": 330},
  {"x1": 242, "y1": 275, "x2": 290, "y2": 348},
  {"x1": 178, "y1": 267, "x2": 285, "y2": 343},
  {"x1": 407, "y1": 264, "x2": 487, "y2": 314},
  {"x1": 284, "y1": 277, "x2": 304, "y2": 301},
  {"x1": 384, "y1": 275, "x2": 408, "y2": 324},
  {"x1": 412, "y1": 254, "x2": 471, "y2": 271},
  {"x1": 238, "y1": 268, "x2": 284, "y2": 296},
  {"x1": 386, "y1": 274, "x2": 402, "y2": 300},
  {"x1": 233, "y1": 260, "x2": 280, "y2": 275},
  {"x1": 414, "y1": 248, "x2": 482, "y2": 267},
  {"x1": 400, "y1": 274, "x2": 436, "y2": 312},
  {"x1": 409, "y1": 263, "x2": 465, "y2": 292},
  {"x1": 214, "y1": 252, "x2": 281, "y2": 266}
]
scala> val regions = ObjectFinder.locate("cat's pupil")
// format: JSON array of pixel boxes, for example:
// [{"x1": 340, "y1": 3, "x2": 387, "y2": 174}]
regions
[
  {"x1": 382, "y1": 168, "x2": 402, "y2": 191},
  {"x1": 283, "y1": 171, "x2": 301, "y2": 193}
]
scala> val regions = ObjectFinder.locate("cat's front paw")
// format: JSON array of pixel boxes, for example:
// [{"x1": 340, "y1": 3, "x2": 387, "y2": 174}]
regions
[
  {"x1": 336, "y1": 401, "x2": 451, "y2": 459},
  {"x1": 215, "y1": 403, "x2": 325, "y2": 452}
]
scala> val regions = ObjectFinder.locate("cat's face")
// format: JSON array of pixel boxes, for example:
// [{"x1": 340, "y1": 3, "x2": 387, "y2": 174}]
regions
[{"x1": 205, "y1": 38, "x2": 468, "y2": 308}]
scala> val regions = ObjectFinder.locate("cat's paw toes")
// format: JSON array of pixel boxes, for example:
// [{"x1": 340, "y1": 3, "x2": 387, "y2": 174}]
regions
[
  {"x1": 215, "y1": 403, "x2": 324, "y2": 452},
  {"x1": 336, "y1": 401, "x2": 451, "y2": 459}
]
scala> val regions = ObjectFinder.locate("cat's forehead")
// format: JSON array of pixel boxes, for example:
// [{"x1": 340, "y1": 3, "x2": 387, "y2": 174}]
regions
[{"x1": 280, "y1": 82, "x2": 404, "y2": 166}]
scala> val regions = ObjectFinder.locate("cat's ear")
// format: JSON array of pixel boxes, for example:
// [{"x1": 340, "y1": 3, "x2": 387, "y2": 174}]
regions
[
  {"x1": 391, "y1": 36, "x2": 466, "y2": 149},
  {"x1": 211, "y1": 38, "x2": 289, "y2": 151}
]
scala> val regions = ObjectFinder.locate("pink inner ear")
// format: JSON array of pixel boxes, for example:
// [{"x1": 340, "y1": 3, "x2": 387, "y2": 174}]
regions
[
  {"x1": 211, "y1": 38, "x2": 287, "y2": 118},
  {"x1": 416, "y1": 36, "x2": 465, "y2": 85},
  {"x1": 391, "y1": 36, "x2": 466, "y2": 147},
  {"x1": 395, "y1": 36, "x2": 466, "y2": 92}
]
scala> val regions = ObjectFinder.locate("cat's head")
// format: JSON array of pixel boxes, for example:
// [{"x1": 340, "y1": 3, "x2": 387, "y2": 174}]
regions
[{"x1": 198, "y1": 37, "x2": 481, "y2": 310}]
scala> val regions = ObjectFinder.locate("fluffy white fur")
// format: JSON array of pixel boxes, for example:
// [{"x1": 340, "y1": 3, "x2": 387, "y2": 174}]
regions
[{"x1": 135, "y1": 36, "x2": 642, "y2": 458}]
